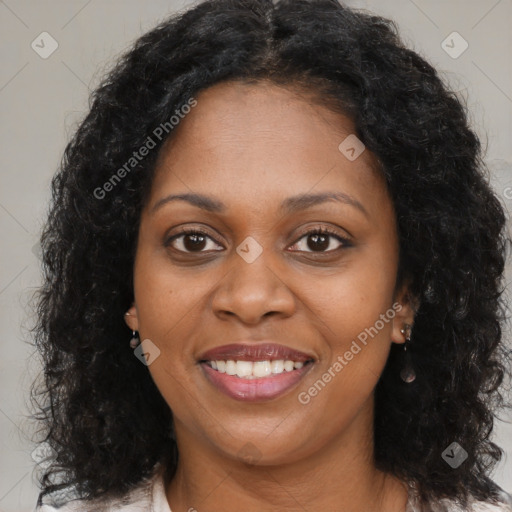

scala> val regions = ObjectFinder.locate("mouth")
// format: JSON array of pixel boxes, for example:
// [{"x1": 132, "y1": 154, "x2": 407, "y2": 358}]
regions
[{"x1": 198, "y1": 343, "x2": 316, "y2": 401}]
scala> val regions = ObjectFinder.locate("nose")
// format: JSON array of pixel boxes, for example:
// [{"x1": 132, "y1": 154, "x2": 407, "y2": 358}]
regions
[{"x1": 211, "y1": 248, "x2": 296, "y2": 325}]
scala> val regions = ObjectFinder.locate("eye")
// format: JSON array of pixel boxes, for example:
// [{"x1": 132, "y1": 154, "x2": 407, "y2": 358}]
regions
[
  {"x1": 289, "y1": 227, "x2": 351, "y2": 253},
  {"x1": 165, "y1": 228, "x2": 223, "y2": 253},
  {"x1": 165, "y1": 226, "x2": 351, "y2": 255}
]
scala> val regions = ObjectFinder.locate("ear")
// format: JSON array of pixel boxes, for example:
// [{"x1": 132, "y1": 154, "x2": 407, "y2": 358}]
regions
[
  {"x1": 390, "y1": 281, "x2": 419, "y2": 345},
  {"x1": 124, "y1": 303, "x2": 140, "y2": 332}
]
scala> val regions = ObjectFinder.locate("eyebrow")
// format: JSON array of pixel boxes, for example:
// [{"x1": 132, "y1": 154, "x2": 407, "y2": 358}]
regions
[{"x1": 151, "y1": 191, "x2": 368, "y2": 217}]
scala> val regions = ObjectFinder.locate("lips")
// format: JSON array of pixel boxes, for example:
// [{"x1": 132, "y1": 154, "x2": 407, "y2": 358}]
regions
[
  {"x1": 198, "y1": 342, "x2": 316, "y2": 401},
  {"x1": 198, "y1": 343, "x2": 315, "y2": 363},
  {"x1": 201, "y1": 362, "x2": 313, "y2": 401}
]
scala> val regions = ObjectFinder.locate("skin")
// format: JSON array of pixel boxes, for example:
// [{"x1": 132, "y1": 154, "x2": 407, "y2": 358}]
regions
[{"x1": 125, "y1": 79, "x2": 416, "y2": 512}]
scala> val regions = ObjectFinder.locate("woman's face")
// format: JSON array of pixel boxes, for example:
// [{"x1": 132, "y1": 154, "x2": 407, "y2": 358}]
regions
[{"x1": 125, "y1": 80, "x2": 414, "y2": 465}]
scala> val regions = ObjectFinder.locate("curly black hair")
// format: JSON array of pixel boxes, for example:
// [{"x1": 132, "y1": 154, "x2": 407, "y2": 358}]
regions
[{"x1": 30, "y1": 0, "x2": 512, "y2": 508}]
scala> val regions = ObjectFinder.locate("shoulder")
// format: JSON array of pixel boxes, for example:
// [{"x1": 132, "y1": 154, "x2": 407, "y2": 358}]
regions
[
  {"x1": 447, "y1": 488, "x2": 512, "y2": 512},
  {"x1": 35, "y1": 485, "x2": 152, "y2": 512},
  {"x1": 470, "y1": 491, "x2": 512, "y2": 512},
  {"x1": 35, "y1": 463, "x2": 170, "y2": 512},
  {"x1": 407, "y1": 482, "x2": 512, "y2": 512}
]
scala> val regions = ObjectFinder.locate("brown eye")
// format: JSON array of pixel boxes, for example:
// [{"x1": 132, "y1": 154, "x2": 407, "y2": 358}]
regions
[
  {"x1": 166, "y1": 229, "x2": 223, "y2": 253},
  {"x1": 289, "y1": 228, "x2": 351, "y2": 253}
]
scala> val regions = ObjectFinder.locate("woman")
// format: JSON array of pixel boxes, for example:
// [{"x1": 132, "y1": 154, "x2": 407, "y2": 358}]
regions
[{"x1": 31, "y1": 0, "x2": 512, "y2": 510}]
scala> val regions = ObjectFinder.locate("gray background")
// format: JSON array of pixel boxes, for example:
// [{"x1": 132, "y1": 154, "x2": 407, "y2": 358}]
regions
[{"x1": 1, "y1": 1, "x2": 511, "y2": 510}]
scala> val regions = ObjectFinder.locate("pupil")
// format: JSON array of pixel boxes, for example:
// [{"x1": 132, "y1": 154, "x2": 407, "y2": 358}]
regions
[
  {"x1": 184, "y1": 234, "x2": 206, "y2": 251},
  {"x1": 308, "y1": 233, "x2": 329, "y2": 251}
]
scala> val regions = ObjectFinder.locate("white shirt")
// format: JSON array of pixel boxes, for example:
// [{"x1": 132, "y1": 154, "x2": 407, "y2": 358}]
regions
[
  {"x1": 36, "y1": 462, "x2": 512, "y2": 512},
  {"x1": 36, "y1": 462, "x2": 171, "y2": 512}
]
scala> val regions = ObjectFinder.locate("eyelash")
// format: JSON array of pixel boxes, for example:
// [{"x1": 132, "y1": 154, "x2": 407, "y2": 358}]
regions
[{"x1": 165, "y1": 226, "x2": 352, "y2": 255}]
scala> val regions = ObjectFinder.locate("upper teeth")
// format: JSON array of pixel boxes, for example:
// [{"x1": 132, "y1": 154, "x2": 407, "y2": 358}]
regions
[{"x1": 209, "y1": 360, "x2": 305, "y2": 378}]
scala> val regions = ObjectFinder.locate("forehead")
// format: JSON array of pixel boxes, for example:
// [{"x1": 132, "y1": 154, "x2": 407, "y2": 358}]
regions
[
  {"x1": 148, "y1": 80, "x2": 389, "y2": 217},
  {"x1": 160, "y1": 80, "x2": 364, "y2": 155}
]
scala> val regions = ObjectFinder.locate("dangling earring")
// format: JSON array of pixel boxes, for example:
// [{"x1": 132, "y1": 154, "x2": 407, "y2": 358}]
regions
[
  {"x1": 129, "y1": 330, "x2": 140, "y2": 349},
  {"x1": 125, "y1": 311, "x2": 140, "y2": 349},
  {"x1": 400, "y1": 324, "x2": 416, "y2": 383}
]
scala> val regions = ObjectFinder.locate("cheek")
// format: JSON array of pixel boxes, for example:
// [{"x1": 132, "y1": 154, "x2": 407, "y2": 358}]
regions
[
  {"x1": 133, "y1": 244, "x2": 204, "y2": 340},
  {"x1": 292, "y1": 275, "x2": 396, "y2": 440},
  {"x1": 303, "y1": 247, "x2": 398, "y2": 398},
  {"x1": 309, "y1": 256, "x2": 397, "y2": 339},
  {"x1": 132, "y1": 250, "x2": 203, "y2": 416}
]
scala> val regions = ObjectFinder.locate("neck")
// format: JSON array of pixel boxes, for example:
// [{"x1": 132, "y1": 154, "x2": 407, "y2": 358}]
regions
[{"x1": 165, "y1": 399, "x2": 409, "y2": 512}]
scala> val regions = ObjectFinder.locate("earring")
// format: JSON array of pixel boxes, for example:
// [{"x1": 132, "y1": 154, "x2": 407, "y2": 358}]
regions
[
  {"x1": 129, "y1": 330, "x2": 140, "y2": 349},
  {"x1": 400, "y1": 324, "x2": 416, "y2": 383}
]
